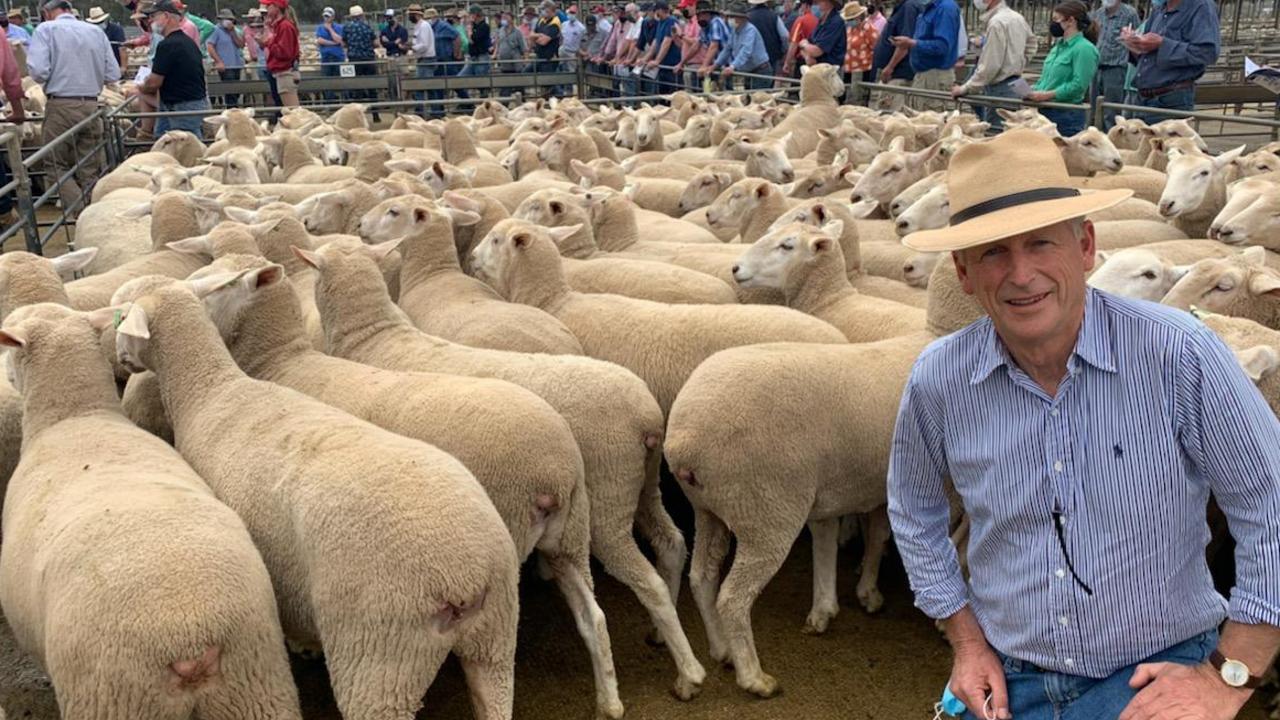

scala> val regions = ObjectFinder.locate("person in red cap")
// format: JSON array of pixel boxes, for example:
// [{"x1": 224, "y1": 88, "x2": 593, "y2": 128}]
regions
[
  {"x1": 671, "y1": 0, "x2": 705, "y2": 89},
  {"x1": 260, "y1": 0, "x2": 300, "y2": 109}
]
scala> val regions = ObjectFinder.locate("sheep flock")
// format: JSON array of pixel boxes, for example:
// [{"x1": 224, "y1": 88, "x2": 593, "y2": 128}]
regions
[{"x1": 2, "y1": 61, "x2": 1280, "y2": 719}]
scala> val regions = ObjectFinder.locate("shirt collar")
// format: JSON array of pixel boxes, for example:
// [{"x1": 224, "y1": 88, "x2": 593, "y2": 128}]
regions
[{"x1": 970, "y1": 288, "x2": 1116, "y2": 385}]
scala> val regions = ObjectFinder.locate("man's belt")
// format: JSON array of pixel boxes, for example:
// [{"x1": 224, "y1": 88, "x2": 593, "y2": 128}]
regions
[
  {"x1": 1137, "y1": 79, "x2": 1194, "y2": 99},
  {"x1": 48, "y1": 95, "x2": 99, "y2": 101},
  {"x1": 991, "y1": 74, "x2": 1021, "y2": 85}
]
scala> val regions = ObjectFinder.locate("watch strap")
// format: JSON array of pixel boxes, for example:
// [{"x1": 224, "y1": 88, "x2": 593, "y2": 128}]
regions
[{"x1": 1210, "y1": 649, "x2": 1264, "y2": 689}]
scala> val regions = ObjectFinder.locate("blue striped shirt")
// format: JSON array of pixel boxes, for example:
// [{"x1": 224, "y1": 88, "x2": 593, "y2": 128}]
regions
[{"x1": 888, "y1": 289, "x2": 1280, "y2": 679}]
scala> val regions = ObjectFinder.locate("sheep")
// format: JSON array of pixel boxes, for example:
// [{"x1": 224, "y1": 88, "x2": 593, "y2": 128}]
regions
[
  {"x1": 1158, "y1": 145, "x2": 1249, "y2": 238},
  {"x1": 622, "y1": 104, "x2": 672, "y2": 153},
  {"x1": 1092, "y1": 219, "x2": 1191, "y2": 250},
  {"x1": 538, "y1": 128, "x2": 600, "y2": 182},
  {"x1": 849, "y1": 138, "x2": 942, "y2": 214},
  {"x1": 1236, "y1": 149, "x2": 1280, "y2": 177},
  {"x1": 73, "y1": 189, "x2": 161, "y2": 272},
  {"x1": 511, "y1": 190, "x2": 739, "y2": 305},
  {"x1": 293, "y1": 181, "x2": 383, "y2": 236},
  {"x1": 151, "y1": 129, "x2": 206, "y2": 166},
  {"x1": 1108, "y1": 116, "x2": 1149, "y2": 151},
  {"x1": 203, "y1": 107, "x2": 260, "y2": 152},
  {"x1": 732, "y1": 221, "x2": 926, "y2": 342},
  {"x1": 1162, "y1": 247, "x2": 1280, "y2": 329},
  {"x1": 704, "y1": 177, "x2": 797, "y2": 243},
  {"x1": 814, "y1": 125, "x2": 880, "y2": 166},
  {"x1": 301, "y1": 241, "x2": 706, "y2": 706},
  {"x1": 432, "y1": 119, "x2": 515, "y2": 187},
  {"x1": 113, "y1": 278, "x2": 522, "y2": 720},
  {"x1": 1195, "y1": 312, "x2": 1280, "y2": 415},
  {"x1": 359, "y1": 197, "x2": 586, "y2": 354},
  {"x1": 624, "y1": 177, "x2": 695, "y2": 217},
  {"x1": 1215, "y1": 182, "x2": 1280, "y2": 249},
  {"x1": 1087, "y1": 240, "x2": 1237, "y2": 301},
  {"x1": 786, "y1": 152, "x2": 857, "y2": 199},
  {"x1": 741, "y1": 134, "x2": 797, "y2": 184},
  {"x1": 473, "y1": 174, "x2": 578, "y2": 213},
  {"x1": 1071, "y1": 167, "x2": 1168, "y2": 204},
  {"x1": 327, "y1": 102, "x2": 370, "y2": 131},
  {"x1": 570, "y1": 157, "x2": 629, "y2": 190},
  {"x1": 202, "y1": 147, "x2": 263, "y2": 185},
  {"x1": 903, "y1": 250, "x2": 942, "y2": 288},
  {"x1": 0, "y1": 301, "x2": 304, "y2": 719},
  {"x1": 90, "y1": 154, "x2": 181, "y2": 203},
  {"x1": 675, "y1": 166, "x2": 748, "y2": 216},
  {"x1": 258, "y1": 130, "x2": 364, "y2": 183},
  {"x1": 1051, "y1": 126, "x2": 1125, "y2": 176},
  {"x1": 66, "y1": 192, "x2": 227, "y2": 309},
  {"x1": 767, "y1": 64, "x2": 844, "y2": 158},
  {"x1": 1209, "y1": 173, "x2": 1280, "y2": 240},
  {"x1": 888, "y1": 170, "x2": 947, "y2": 219},
  {"x1": 470, "y1": 219, "x2": 847, "y2": 416}
]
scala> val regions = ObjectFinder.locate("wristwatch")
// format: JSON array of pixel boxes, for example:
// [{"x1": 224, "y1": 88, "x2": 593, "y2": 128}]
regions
[{"x1": 1209, "y1": 650, "x2": 1264, "y2": 689}]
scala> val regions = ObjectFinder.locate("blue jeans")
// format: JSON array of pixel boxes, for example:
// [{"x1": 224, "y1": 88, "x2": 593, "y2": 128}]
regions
[
  {"x1": 1092, "y1": 65, "x2": 1127, "y2": 131},
  {"x1": 1131, "y1": 86, "x2": 1195, "y2": 125},
  {"x1": 415, "y1": 58, "x2": 435, "y2": 115},
  {"x1": 975, "y1": 77, "x2": 1023, "y2": 131},
  {"x1": 455, "y1": 57, "x2": 489, "y2": 102},
  {"x1": 320, "y1": 61, "x2": 342, "y2": 102},
  {"x1": 155, "y1": 97, "x2": 210, "y2": 140},
  {"x1": 966, "y1": 629, "x2": 1218, "y2": 720},
  {"x1": 1040, "y1": 106, "x2": 1087, "y2": 137}
]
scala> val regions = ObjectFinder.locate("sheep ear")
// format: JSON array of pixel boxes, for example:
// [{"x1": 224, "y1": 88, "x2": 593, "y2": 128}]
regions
[
  {"x1": 339, "y1": 142, "x2": 362, "y2": 154},
  {"x1": 185, "y1": 164, "x2": 211, "y2": 177},
  {"x1": 833, "y1": 148, "x2": 850, "y2": 167},
  {"x1": 412, "y1": 205, "x2": 431, "y2": 225},
  {"x1": 1214, "y1": 145, "x2": 1248, "y2": 171},
  {"x1": 446, "y1": 208, "x2": 482, "y2": 227},
  {"x1": 50, "y1": 247, "x2": 98, "y2": 277},
  {"x1": 244, "y1": 108, "x2": 255, "y2": 119},
  {"x1": 187, "y1": 271, "x2": 246, "y2": 299},
  {"x1": 1235, "y1": 345, "x2": 1280, "y2": 382},
  {"x1": 571, "y1": 159, "x2": 595, "y2": 179},
  {"x1": 1249, "y1": 270, "x2": 1280, "y2": 297},
  {"x1": 207, "y1": 154, "x2": 230, "y2": 167},
  {"x1": 366, "y1": 238, "x2": 404, "y2": 261},
  {"x1": 0, "y1": 327, "x2": 26, "y2": 348},
  {"x1": 817, "y1": 128, "x2": 835, "y2": 140},
  {"x1": 442, "y1": 191, "x2": 481, "y2": 213},
  {"x1": 1242, "y1": 246, "x2": 1268, "y2": 267},
  {"x1": 511, "y1": 231, "x2": 533, "y2": 248},
  {"x1": 807, "y1": 234, "x2": 831, "y2": 254},
  {"x1": 755, "y1": 182, "x2": 772, "y2": 198},
  {"x1": 223, "y1": 207, "x2": 258, "y2": 224},
  {"x1": 385, "y1": 159, "x2": 421, "y2": 174},
  {"x1": 116, "y1": 304, "x2": 150, "y2": 340},
  {"x1": 546, "y1": 225, "x2": 581, "y2": 244},
  {"x1": 166, "y1": 236, "x2": 214, "y2": 256},
  {"x1": 550, "y1": 200, "x2": 565, "y2": 215},
  {"x1": 242, "y1": 264, "x2": 286, "y2": 291},
  {"x1": 84, "y1": 305, "x2": 124, "y2": 333},
  {"x1": 122, "y1": 200, "x2": 154, "y2": 219},
  {"x1": 292, "y1": 246, "x2": 325, "y2": 270},
  {"x1": 819, "y1": 219, "x2": 844, "y2": 241}
]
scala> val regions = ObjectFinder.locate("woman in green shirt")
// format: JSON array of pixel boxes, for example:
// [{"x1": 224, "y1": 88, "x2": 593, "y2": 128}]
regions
[{"x1": 1025, "y1": 0, "x2": 1099, "y2": 136}]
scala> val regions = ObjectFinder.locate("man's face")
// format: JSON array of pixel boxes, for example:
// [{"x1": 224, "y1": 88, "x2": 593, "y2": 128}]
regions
[{"x1": 953, "y1": 220, "x2": 1096, "y2": 351}]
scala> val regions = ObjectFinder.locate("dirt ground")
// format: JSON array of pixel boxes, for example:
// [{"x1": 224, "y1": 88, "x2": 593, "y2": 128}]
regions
[{"x1": 0, "y1": 536, "x2": 1272, "y2": 720}]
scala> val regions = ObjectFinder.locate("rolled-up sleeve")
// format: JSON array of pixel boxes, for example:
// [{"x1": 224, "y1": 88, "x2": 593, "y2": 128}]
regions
[
  {"x1": 1175, "y1": 324, "x2": 1280, "y2": 627},
  {"x1": 887, "y1": 358, "x2": 970, "y2": 620},
  {"x1": 1155, "y1": 0, "x2": 1219, "y2": 71}
]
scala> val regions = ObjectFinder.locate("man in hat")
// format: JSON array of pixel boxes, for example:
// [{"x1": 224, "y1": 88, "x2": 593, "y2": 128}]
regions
[
  {"x1": 669, "y1": 0, "x2": 703, "y2": 89},
  {"x1": 452, "y1": 5, "x2": 488, "y2": 108},
  {"x1": 28, "y1": 0, "x2": 119, "y2": 217},
  {"x1": 638, "y1": 0, "x2": 680, "y2": 91},
  {"x1": 3, "y1": 9, "x2": 31, "y2": 44},
  {"x1": 745, "y1": 0, "x2": 787, "y2": 78},
  {"x1": 692, "y1": 0, "x2": 728, "y2": 81},
  {"x1": 343, "y1": 5, "x2": 377, "y2": 111},
  {"x1": 242, "y1": 8, "x2": 266, "y2": 79},
  {"x1": 428, "y1": 7, "x2": 461, "y2": 112},
  {"x1": 888, "y1": 128, "x2": 1280, "y2": 720},
  {"x1": 842, "y1": 1, "x2": 878, "y2": 104},
  {"x1": 260, "y1": 0, "x2": 300, "y2": 108},
  {"x1": 140, "y1": 0, "x2": 209, "y2": 138},
  {"x1": 205, "y1": 7, "x2": 245, "y2": 104},
  {"x1": 406, "y1": 3, "x2": 435, "y2": 112},
  {"x1": 711, "y1": 0, "x2": 770, "y2": 88},
  {"x1": 87, "y1": 6, "x2": 128, "y2": 69},
  {"x1": 558, "y1": 2, "x2": 585, "y2": 72},
  {"x1": 528, "y1": 0, "x2": 562, "y2": 78},
  {"x1": 315, "y1": 6, "x2": 346, "y2": 102},
  {"x1": 948, "y1": 0, "x2": 1033, "y2": 131},
  {"x1": 379, "y1": 6, "x2": 408, "y2": 67}
]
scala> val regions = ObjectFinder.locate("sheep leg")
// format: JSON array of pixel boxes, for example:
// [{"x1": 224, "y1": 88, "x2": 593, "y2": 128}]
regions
[
  {"x1": 855, "y1": 507, "x2": 891, "y2": 614},
  {"x1": 716, "y1": 528, "x2": 794, "y2": 699},
  {"x1": 688, "y1": 508, "x2": 732, "y2": 666},
  {"x1": 459, "y1": 656, "x2": 515, "y2": 720},
  {"x1": 593, "y1": 527, "x2": 706, "y2": 701},
  {"x1": 55, "y1": 674, "x2": 194, "y2": 720},
  {"x1": 635, "y1": 465, "x2": 688, "y2": 606},
  {"x1": 548, "y1": 554, "x2": 625, "y2": 720},
  {"x1": 321, "y1": 620, "x2": 451, "y2": 720},
  {"x1": 192, "y1": 639, "x2": 302, "y2": 720},
  {"x1": 803, "y1": 518, "x2": 841, "y2": 635}
]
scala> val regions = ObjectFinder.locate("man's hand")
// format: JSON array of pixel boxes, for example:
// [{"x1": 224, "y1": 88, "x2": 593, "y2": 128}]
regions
[
  {"x1": 646, "y1": 58, "x2": 658, "y2": 67},
  {"x1": 950, "y1": 83, "x2": 967, "y2": 98},
  {"x1": 214, "y1": 60, "x2": 225, "y2": 70},
  {"x1": 889, "y1": 35, "x2": 915, "y2": 49},
  {"x1": 1119, "y1": 662, "x2": 1252, "y2": 720},
  {"x1": 721, "y1": 65, "x2": 734, "y2": 77},
  {"x1": 698, "y1": 63, "x2": 712, "y2": 76},
  {"x1": 1025, "y1": 90, "x2": 1055, "y2": 102},
  {"x1": 878, "y1": 66, "x2": 893, "y2": 82},
  {"x1": 949, "y1": 641, "x2": 1011, "y2": 720},
  {"x1": 1121, "y1": 31, "x2": 1162, "y2": 54}
]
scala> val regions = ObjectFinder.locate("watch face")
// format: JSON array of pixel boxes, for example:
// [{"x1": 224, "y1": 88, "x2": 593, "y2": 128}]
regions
[{"x1": 1222, "y1": 659, "x2": 1250, "y2": 687}]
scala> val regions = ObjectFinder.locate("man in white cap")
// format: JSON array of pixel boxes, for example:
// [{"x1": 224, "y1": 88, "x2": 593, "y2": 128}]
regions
[
  {"x1": 315, "y1": 6, "x2": 346, "y2": 101},
  {"x1": 888, "y1": 128, "x2": 1280, "y2": 720}
]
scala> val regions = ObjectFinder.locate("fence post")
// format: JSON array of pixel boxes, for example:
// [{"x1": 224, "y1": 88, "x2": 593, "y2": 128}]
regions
[
  {"x1": 6, "y1": 130, "x2": 40, "y2": 255},
  {"x1": 577, "y1": 60, "x2": 586, "y2": 100},
  {"x1": 1092, "y1": 95, "x2": 1105, "y2": 131}
]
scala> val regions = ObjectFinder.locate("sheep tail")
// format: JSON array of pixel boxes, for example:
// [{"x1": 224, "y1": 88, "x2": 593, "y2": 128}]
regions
[{"x1": 168, "y1": 645, "x2": 221, "y2": 690}]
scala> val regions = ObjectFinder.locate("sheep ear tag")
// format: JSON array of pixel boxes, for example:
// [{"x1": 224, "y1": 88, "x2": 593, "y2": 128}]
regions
[{"x1": 116, "y1": 305, "x2": 150, "y2": 340}]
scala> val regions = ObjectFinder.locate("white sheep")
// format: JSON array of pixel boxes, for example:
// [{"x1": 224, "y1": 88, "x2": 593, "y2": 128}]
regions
[
  {"x1": 849, "y1": 138, "x2": 942, "y2": 214},
  {"x1": 113, "y1": 277, "x2": 522, "y2": 720},
  {"x1": 303, "y1": 242, "x2": 706, "y2": 707},
  {"x1": 1162, "y1": 247, "x2": 1280, "y2": 329},
  {"x1": 470, "y1": 219, "x2": 847, "y2": 416},
  {"x1": 1196, "y1": 312, "x2": 1280, "y2": 416},
  {"x1": 1158, "y1": 145, "x2": 1248, "y2": 238},
  {"x1": 732, "y1": 221, "x2": 926, "y2": 342},
  {"x1": 1087, "y1": 240, "x2": 1236, "y2": 301},
  {"x1": 0, "y1": 302, "x2": 303, "y2": 720},
  {"x1": 359, "y1": 196, "x2": 586, "y2": 353},
  {"x1": 767, "y1": 64, "x2": 844, "y2": 158},
  {"x1": 1215, "y1": 182, "x2": 1280, "y2": 250}
]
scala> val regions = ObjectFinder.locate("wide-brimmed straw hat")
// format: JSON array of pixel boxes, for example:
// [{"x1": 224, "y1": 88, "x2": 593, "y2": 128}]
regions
[
  {"x1": 840, "y1": 1, "x2": 864, "y2": 20},
  {"x1": 86, "y1": 6, "x2": 111, "y2": 22},
  {"x1": 903, "y1": 129, "x2": 1132, "y2": 253}
]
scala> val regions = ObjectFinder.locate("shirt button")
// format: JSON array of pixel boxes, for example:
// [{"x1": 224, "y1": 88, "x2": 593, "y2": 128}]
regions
[
  {"x1": 1059, "y1": 616, "x2": 1069, "y2": 626},
  {"x1": 1055, "y1": 568, "x2": 1066, "y2": 578},
  {"x1": 1053, "y1": 460, "x2": 1064, "y2": 472},
  {"x1": 1050, "y1": 408, "x2": 1059, "y2": 417},
  {"x1": 1065, "y1": 658, "x2": 1074, "y2": 667}
]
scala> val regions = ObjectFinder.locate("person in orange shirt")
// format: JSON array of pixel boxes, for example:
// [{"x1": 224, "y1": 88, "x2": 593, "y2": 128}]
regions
[
  {"x1": 842, "y1": 1, "x2": 877, "y2": 104},
  {"x1": 780, "y1": 0, "x2": 814, "y2": 76}
]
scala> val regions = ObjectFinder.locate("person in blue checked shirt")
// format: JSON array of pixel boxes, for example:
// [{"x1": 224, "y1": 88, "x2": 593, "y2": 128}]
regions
[{"x1": 889, "y1": 128, "x2": 1280, "y2": 720}]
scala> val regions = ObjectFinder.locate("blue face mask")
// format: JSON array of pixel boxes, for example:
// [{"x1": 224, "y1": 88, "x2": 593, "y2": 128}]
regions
[
  {"x1": 811, "y1": 6, "x2": 822, "y2": 17},
  {"x1": 1150, "y1": 0, "x2": 1166, "y2": 7}
]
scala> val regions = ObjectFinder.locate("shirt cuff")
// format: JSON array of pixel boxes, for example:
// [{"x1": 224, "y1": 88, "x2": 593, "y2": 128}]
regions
[
  {"x1": 913, "y1": 571, "x2": 970, "y2": 620},
  {"x1": 1228, "y1": 588, "x2": 1280, "y2": 628}
]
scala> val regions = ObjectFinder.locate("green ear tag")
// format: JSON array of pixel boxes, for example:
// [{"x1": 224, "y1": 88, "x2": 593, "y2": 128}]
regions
[{"x1": 112, "y1": 309, "x2": 122, "y2": 329}]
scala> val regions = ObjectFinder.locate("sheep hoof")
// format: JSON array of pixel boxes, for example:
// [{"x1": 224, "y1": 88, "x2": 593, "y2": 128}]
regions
[
  {"x1": 801, "y1": 616, "x2": 830, "y2": 636},
  {"x1": 741, "y1": 673, "x2": 780, "y2": 699},
  {"x1": 671, "y1": 675, "x2": 703, "y2": 701},
  {"x1": 596, "y1": 699, "x2": 626, "y2": 719},
  {"x1": 857, "y1": 587, "x2": 884, "y2": 614},
  {"x1": 644, "y1": 628, "x2": 667, "y2": 648}
]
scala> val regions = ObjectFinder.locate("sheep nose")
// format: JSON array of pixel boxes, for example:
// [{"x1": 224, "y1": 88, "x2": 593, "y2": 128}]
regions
[
  {"x1": 1159, "y1": 200, "x2": 1176, "y2": 217},
  {"x1": 731, "y1": 264, "x2": 742, "y2": 277},
  {"x1": 1218, "y1": 227, "x2": 1234, "y2": 240},
  {"x1": 1208, "y1": 225, "x2": 1221, "y2": 239},
  {"x1": 896, "y1": 219, "x2": 909, "y2": 232},
  {"x1": 850, "y1": 192, "x2": 864, "y2": 203},
  {"x1": 781, "y1": 170, "x2": 794, "y2": 182},
  {"x1": 1110, "y1": 160, "x2": 1123, "y2": 171},
  {"x1": 889, "y1": 203, "x2": 903, "y2": 216},
  {"x1": 904, "y1": 263, "x2": 915, "y2": 274}
]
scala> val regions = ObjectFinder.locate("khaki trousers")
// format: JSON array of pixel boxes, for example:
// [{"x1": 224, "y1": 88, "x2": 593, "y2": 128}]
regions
[
  {"x1": 910, "y1": 67, "x2": 953, "y2": 111},
  {"x1": 42, "y1": 97, "x2": 102, "y2": 217}
]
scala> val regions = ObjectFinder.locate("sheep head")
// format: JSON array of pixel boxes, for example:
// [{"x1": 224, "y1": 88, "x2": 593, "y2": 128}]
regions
[
  {"x1": 0, "y1": 302, "x2": 122, "y2": 393},
  {"x1": 1162, "y1": 247, "x2": 1280, "y2": 325},
  {"x1": 1086, "y1": 247, "x2": 1191, "y2": 302},
  {"x1": 1158, "y1": 145, "x2": 1245, "y2": 219},
  {"x1": 732, "y1": 220, "x2": 844, "y2": 292},
  {"x1": 1216, "y1": 190, "x2": 1280, "y2": 249}
]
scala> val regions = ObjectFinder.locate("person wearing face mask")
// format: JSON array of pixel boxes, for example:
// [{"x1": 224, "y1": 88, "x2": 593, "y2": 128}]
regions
[
  {"x1": 204, "y1": 9, "x2": 245, "y2": 106},
  {"x1": 795, "y1": 0, "x2": 844, "y2": 71},
  {"x1": 948, "y1": 0, "x2": 1033, "y2": 131},
  {"x1": 842, "y1": 1, "x2": 878, "y2": 104},
  {"x1": 1121, "y1": 0, "x2": 1217, "y2": 122},
  {"x1": 711, "y1": 1, "x2": 771, "y2": 89},
  {"x1": 1087, "y1": 0, "x2": 1137, "y2": 130},
  {"x1": 529, "y1": 0, "x2": 563, "y2": 92},
  {"x1": 28, "y1": 0, "x2": 119, "y2": 217},
  {"x1": 139, "y1": 0, "x2": 209, "y2": 139},
  {"x1": 493, "y1": 11, "x2": 527, "y2": 71},
  {"x1": 670, "y1": 0, "x2": 703, "y2": 89},
  {"x1": 1023, "y1": 0, "x2": 1097, "y2": 136},
  {"x1": 780, "y1": 0, "x2": 814, "y2": 76},
  {"x1": 559, "y1": 4, "x2": 586, "y2": 74}
]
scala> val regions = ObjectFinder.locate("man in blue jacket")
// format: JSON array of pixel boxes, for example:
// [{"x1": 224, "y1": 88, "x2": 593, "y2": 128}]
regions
[{"x1": 889, "y1": 0, "x2": 957, "y2": 109}]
